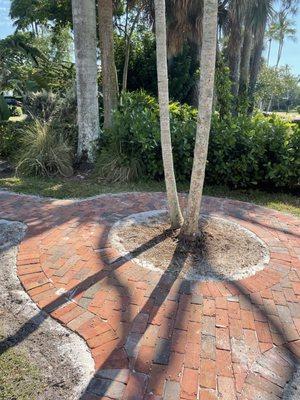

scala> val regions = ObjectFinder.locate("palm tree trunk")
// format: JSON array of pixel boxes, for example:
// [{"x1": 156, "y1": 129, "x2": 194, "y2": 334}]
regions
[
  {"x1": 249, "y1": 22, "x2": 267, "y2": 113},
  {"x1": 154, "y1": 0, "x2": 183, "y2": 229},
  {"x1": 239, "y1": 20, "x2": 253, "y2": 100},
  {"x1": 98, "y1": 0, "x2": 119, "y2": 130},
  {"x1": 276, "y1": 39, "x2": 284, "y2": 67},
  {"x1": 267, "y1": 38, "x2": 272, "y2": 65},
  {"x1": 227, "y1": 0, "x2": 244, "y2": 98},
  {"x1": 122, "y1": 9, "x2": 141, "y2": 93},
  {"x1": 122, "y1": 43, "x2": 130, "y2": 92},
  {"x1": 72, "y1": 0, "x2": 100, "y2": 163},
  {"x1": 181, "y1": 0, "x2": 218, "y2": 238}
]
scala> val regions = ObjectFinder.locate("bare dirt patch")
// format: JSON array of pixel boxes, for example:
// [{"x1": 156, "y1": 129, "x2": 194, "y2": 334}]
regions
[{"x1": 110, "y1": 211, "x2": 269, "y2": 281}]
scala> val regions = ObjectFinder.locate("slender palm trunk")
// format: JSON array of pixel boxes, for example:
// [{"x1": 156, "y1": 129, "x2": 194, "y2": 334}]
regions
[
  {"x1": 267, "y1": 38, "x2": 272, "y2": 65},
  {"x1": 227, "y1": 1, "x2": 244, "y2": 98},
  {"x1": 72, "y1": 0, "x2": 100, "y2": 163},
  {"x1": 122, "y1": 43, "x2": 130, "y2": 92},
  {"x1": 122, "y1": 9, "x2": 141, "y2": 92},
  {"x1": 249, "y1": 22, "x2": 267, "y2": 113},
  {"x1": 181, "y1": 0, "x2": 218, "y2": 238},
  {"x1": 276, "y1": 39, "x2": 284, "y2": 67},
  {"x1": 98, "y1": 0, "x2": 119, "y2": 130},
  {"x1": 239, "y1": 20, "x2": 253, "y2": 100},
  {"x1": 154, "y1": 0, "x2": 183, "y2": 229}
]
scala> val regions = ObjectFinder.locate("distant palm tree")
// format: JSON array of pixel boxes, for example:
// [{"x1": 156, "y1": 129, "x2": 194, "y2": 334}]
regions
[
  {"x1": 266, "y1": 24, "x2": 274, "y2": 65},
  {"x1": 272, "y1": 12, "x2": 297, "y2": 67},
  {"x1": 225, "y1": 0, "x2": 246, "y2": 97},
  {"x1": 98, "y1": 0, "x2": 119, "y2": 130},
  {"x1": 239, "y1": 0, "x2": 273, "y2": 102},
  {"x1": 248, "y1": 0, "x2": 274, "y2": 110}
]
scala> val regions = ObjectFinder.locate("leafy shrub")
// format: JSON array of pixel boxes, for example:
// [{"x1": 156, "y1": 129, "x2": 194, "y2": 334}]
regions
[
  {"x1": 96, "y1": 91, "x2": 160, "y2": 182},
  {"x1": 97, "y1": 91, "x2": 300, "y2": 189},
  {"x1": 297, "y1": 106, "x2": 300, "y2": 114},
  {"x1": 208, "y1": 114, "x2": 299, "y2": 189},
  {"x1": 97, "y1": 91, "x2": 197, "y2": 182},
  {"x1": 0, "y1": 121, "x2": 27, "y2": 159},
  {"x1": 0, "y1": 95, "x2": 11, "y2": 121},
  {"x1": 23, "y1": 90, "x2": 61, "y2": 121},
  {"x1": 16, "y1": 117, "x2": 73, "y2": 177},
  {"x1": 9, "y1": 106, "x2": 23, "y2": 117}
]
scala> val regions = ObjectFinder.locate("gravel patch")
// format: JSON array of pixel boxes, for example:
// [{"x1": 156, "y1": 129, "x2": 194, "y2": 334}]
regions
[
  {"x1": 0, "y1": 219, "x2": 94, "y2": 399},
  {"x1": 283, "y1": 364, "x2": 300, "y2": 400}
]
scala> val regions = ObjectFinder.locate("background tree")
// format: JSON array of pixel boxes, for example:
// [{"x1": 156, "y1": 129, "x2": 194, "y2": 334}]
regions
[
  {"x1": 98, "y1": 0, "x2": 119, "y2": 129},
  {"x1": 256, "y1": 64, "x2": 300, "y2": 111},
  {"x1": 225, "y1": 0, "x2": 245, "y2": 98},
  {"x1": 272, "y1": 12, "x2": 297, "y2": 67},
  {"x1": 247, "y1": 0, "x2": 273, "y2": 111},
  {"x1": 72, "y1": 0, "x2": 100, "y2": 163},
  {"x1": 0, "y1": 31, "x2": 74, "y2": 94}
]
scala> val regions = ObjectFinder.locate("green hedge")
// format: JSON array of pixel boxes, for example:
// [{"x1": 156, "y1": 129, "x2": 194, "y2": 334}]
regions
[{"x1": 98, "y1": 91, "x2": 300, "y2": 189}]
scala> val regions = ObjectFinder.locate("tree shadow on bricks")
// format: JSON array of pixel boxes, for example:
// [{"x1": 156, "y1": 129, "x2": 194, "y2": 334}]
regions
[
  {"x1": 229, "y1": 278, "x2": 299, "y2": 399},
  {"x1": 0, "y1": 214, "x2": 192, "y2": 399},
  {"x1": 0, "y1": 191, "x2": 299, "y2": 399},
  {"x1": 82, "y1": 234, "x2": 191, "y2": 399},
  {"x1": 0, "y1": 228, "x2": 171, "y2": 353}
]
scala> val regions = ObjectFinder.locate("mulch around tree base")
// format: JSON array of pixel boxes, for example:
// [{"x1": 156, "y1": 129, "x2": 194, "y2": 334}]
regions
[{"x1": 109, "y1": 210, "x2": 269, "y2": 282}]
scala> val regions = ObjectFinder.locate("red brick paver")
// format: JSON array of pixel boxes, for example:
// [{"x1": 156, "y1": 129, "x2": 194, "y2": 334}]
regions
[{"x1": 0, "y1": 191, "x2": 299, "y2": 399}]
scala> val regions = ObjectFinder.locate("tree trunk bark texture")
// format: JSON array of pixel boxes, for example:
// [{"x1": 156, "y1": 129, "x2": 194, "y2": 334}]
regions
[
  {"x1": 227, "y1": 0, "x2": 244, "y2": 98},
  {"x1": 72, "y1": 0, "x2": 100, "y2": 163},
  {"x1": 249, "y1": 20, "x2": 267, "y2": 109},
  {"x1": 98, "y1": 0, "x2": 119, "y2": 130},
  {"x1": 154, "y1": 0, "x2": 183, "y2": 229},
  {"x1": 239, "y1": 21, "x2": 253, "y2": 99},
  {"x1": 181, "y1": 0, "x2": 218, "y2": 238}
]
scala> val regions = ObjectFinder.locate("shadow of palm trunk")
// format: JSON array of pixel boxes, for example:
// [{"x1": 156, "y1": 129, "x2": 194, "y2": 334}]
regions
[{"x1": 81, "y1": 231, "x2": 190, "y2": 399}]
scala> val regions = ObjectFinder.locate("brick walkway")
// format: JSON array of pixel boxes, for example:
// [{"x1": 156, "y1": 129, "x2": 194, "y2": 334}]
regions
[{"x1": 0, "y1": 191, "x2": 299, "y2": 399}]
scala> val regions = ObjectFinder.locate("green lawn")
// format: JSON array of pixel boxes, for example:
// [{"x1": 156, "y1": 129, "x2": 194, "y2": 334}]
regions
[
  {"x1": 273, "y1": 111, "x2": 300, "y2": 121},
  {"x1": 0, "y1": 175, "x2": 299, "y2": 217},
  {"x1": 0, "y1": 332, "x2": 44, "y2": 400}
]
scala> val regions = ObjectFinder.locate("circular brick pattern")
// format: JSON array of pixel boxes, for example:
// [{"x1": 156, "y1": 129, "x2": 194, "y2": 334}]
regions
[{"x1": 0, "y1": 191, "x2": 299, "y2": 399}]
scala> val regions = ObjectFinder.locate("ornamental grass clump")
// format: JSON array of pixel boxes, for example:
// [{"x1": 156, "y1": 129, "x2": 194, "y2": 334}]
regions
[{"x1": 16, "y1": 117, "x2": 73, "y2": 177}]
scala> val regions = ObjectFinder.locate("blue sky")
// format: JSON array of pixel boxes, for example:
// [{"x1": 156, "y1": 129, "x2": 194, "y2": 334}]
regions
[{"x1": 0, "y1": 0, "x2": 299, "y2": 75}]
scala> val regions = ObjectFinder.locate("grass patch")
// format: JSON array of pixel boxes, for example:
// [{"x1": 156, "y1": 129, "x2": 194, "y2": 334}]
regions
[
  {"x1": 0, "y1": 333, "x2": 44, "y2": 400},
  {"x1": 273, "y1": 111, "x2": 300, "y2": 121},
  {"x1": 0, "y1": 175, "x2": 299, "y2": 217}
]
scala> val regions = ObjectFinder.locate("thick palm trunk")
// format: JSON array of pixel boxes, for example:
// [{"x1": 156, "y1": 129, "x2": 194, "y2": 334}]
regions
[
  {"x1": 181, "y1": 0, "x2": 218, "y2": 238},
  {"x1": 154, "y1": 0, "x2": 183, "y2": 229},
  {"x1": 98, "y1": 0, "x2": 118, "y2": 130},
  {"x1": 72, "y1": 0, "x2": 100, "y2": 163}
]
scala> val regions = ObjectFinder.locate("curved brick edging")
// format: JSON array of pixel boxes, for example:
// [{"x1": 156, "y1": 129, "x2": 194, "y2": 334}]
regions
[{"x1": 0, "y1": 191, "x2": 299, "y2": 399}]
